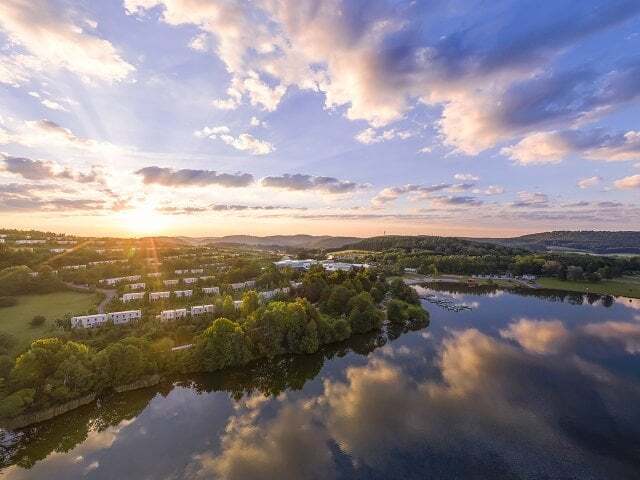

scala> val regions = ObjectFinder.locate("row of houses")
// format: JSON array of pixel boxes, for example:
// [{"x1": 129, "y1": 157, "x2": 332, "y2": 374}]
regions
[
  {"x1": 175, "y1": 268, "x2": 204, "y2": 275},
  {"x1": 273, "y1": 258, "x2": 370, "y2": 271},
  {"x1": 230, "y1": 280, "x2": 256, "y2": 290},
  {"x1": 101, "y1": 275, "x2": 142, "y2": 286},
  {"x1": 71, "y1": 310, "x2": 142, "y2": 328},
  {"x1": 121, "y1": 286, "x2": 222, "y2": 303}
]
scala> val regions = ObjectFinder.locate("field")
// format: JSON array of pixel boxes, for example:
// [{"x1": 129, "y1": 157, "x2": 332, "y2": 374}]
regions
[
  {"x1": 537, "y1": 276, "x2": 640, "y2": 298},
  {"x1": 0, "y1": 291, "x2": 100, "y2": 350}
]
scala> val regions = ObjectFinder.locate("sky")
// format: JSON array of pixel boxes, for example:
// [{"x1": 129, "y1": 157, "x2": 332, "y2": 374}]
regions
[{"x1": 0, "y1": 0, "x2": 639, "y2": 238}]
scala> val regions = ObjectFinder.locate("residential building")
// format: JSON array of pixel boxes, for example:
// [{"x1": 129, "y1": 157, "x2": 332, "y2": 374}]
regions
[
  {"x1": 71, "y1": 309, "x2": 141, "y2": 328},
  {"x1": 147, "y1": 272, "x2": 162, "y2": 278},
  {"x1": 174, "y1": 290, "x2": 193, "y2": 298},
  {"x1": 15, "y1": 239, "x2": 46, "y2": 245},
  {"x1": 101, "y1": 275, "x2": 142, "y2": 286},
  {"x1": 50, "y1": 248, "x2": 68, "y2": 254},
  {"x1": 62, "y1": 264, "x2": 87, "y2": 270},
  {"x1": 183, "y1": 277, "x2": 197, "y2": 284},
  {"x1": 160, "y1": 308, "x2": 188, "y2": 321},
  {"x1": 164, "y1": 279, "x2": 179, "y2": 286},
  {"x1": 273, "y1": 258, "x2": 318, "y2": 270},
  {"x1": 128, "y1": 282, "x2": 146, "y2": 290},
  {"x1": 233, "y1": 300, "x2": 242, "y2": 310},
  {"x1": 107, "y1": 310, "x2": 142, "y2": 324},
  {"x1": 121, "y1": 292, "x2": 145, "y2": 302},
  {"x1": 202, "y1": 286, "x2": 220, "y2": 295},
  {"x1": 149, "y1": 291, "x2": 171, "y2": 301},
  {"x1": 230, "y1": 280, "x2": 256, "y2": 290}
]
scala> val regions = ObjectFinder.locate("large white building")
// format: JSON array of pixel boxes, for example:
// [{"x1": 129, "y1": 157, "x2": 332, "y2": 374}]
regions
[
  {"x1": 160, "y1": 308, "x2": 188, "y2": 321},
  {"x1": 71, "y1": 310, "x2": 141, "y2": 328},
  {"x1": 202, "y1": 286, "x2": 220, "y2": 295},
  {"x1": 273, "y1": 258, "x2": 318, "y2": 270},
  {"x1": 15, "y1": 239, "x2": 46, "y2": 245},
  {"x1": 62, "y1": 264, "x2": 87, "y2": 270},
  {"x1": 147, "y1": 272, "x2": 162, "y2": 278},
  {"x1": 259, "y1": 287, "x2": 290, "y2": 301},
  {"x1": 121, "y1": 292, "x2": 145, "y2": 302},
  {"x1": 183, "y1": 277, "x2": 198, "y2": 284},
  {"x1": 128, "y1": 282, "x2": 146, "y2": 290},
  {"x1": 149, "y1": 291, "x2": 170, "y2": 301},
  {"x1": 163, "y1": 279, "x2": 179, "y2": 286}
]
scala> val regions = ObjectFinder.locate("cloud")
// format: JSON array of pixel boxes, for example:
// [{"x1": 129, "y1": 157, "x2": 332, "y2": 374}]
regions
[
  {"x1": 454, "y1": 173, "x2": 479, "y2": 182},
  {"x1": 500, "y1": 319, "x2": 569, "y2": 354},
  {"x1": 355, "y1": 127, "x2": 414, "y2": 145},
  {"x1": 372, "y1": 183, "x2": 450, "y2": 206},
  {"x1": 124, "y1": 0, "x2": 640, "y2": 157},
  {"x1": 0, "y1": 119, "x2": 124, "y2": 155},
  {"x1": 0, "y1": 0, "x2": 134, "y2": 83},
  {"x1": 511, "y1": 191, "x2": 549, "y2": 208},
  {"x1": 502, "y1": 129, "x2": 640, "y2": 165},
  {"x1": 430, "y1": 195, "x2": 483, "y2": 207},
  {"x1": 483, "y1": 185, "x2": 505, "y2": 195},
  {"x1": 1, "y1": 154, "x2": 102, "y2": 183},
  {"x1": 195, "y1": 126, "x2": 274, "y2": 155},
  {"x1": 614, "y1": 174, "x2": 640, "y2": 190},
  {"x1": 577, "y1": 176, "x2": 601, "y2": 189},
  {"x1": 158, "y1": 204, "x2": 306, "y2": 214},
  {"x1": 583, "y1": 321, "x2": 640, "y2": 354},
  {"x1": 261, "y1": 173, "x2": 363, "y2": 194},
  {"x1": 135, "y1": 166, "x2": 254, "y2": 188}
]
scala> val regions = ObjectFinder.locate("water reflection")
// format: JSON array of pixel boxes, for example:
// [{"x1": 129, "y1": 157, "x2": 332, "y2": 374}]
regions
[{"x1": 3, "y1": 288, "x2": 640, "y2": 479}]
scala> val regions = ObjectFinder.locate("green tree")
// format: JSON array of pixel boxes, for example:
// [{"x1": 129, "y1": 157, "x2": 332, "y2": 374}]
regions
[
  {"x1": 240, "y1": 290, "x2": 260, "y2": 317},
  {"x1": 199, "y1": 318, "x2": 252, "y2": 371}
]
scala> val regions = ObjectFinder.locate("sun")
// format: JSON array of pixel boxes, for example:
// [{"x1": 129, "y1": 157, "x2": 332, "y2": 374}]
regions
[{"x1": 117, "y1": 204, "x2": 172, "y2": 235}]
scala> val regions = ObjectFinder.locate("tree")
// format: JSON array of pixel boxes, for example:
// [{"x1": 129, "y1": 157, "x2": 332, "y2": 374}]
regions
[
  {"x1": 324, "y1": 285, "x2": 355, "y2": 316},
  {"x1": 386, "y1": 299, "x2": 407, "y2": 324},
  {"x1": 240, "y1": 290, "x2": 260, "y2": 316},
  {"x1": 566, "y1": 266, "x2": 584, "y2": 282},
  {"x1": 348, "y1": 292, "x2": 383, "y2": 334},
  {"x1": 302, "y1": 273, "x2": 328, "y2": 303},
  {"x1": 199, "y1": 318, "x2": 252, "y2": 371}
]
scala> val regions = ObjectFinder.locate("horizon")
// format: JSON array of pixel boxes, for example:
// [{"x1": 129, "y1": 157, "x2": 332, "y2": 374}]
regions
[{"x1": 1, "y1": 1, "x2": 640, "y2": 237}]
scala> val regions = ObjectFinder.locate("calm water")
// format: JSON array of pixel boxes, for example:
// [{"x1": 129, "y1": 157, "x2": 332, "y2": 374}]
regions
[{"x1": 2, "y1": 287, "x2": 640, "y2": 479}]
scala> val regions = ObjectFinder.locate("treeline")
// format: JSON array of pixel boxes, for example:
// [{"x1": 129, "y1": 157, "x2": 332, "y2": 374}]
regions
[
  {"x1": 0, "y1": 268, "x2": 428, "y2": 421},
  {"x1": 343, "y1": 235, "x2": 523, "y2": 256},
  {"x1": 481, "y1": 230, "x2": 640, "y2": 254},
  {"x1": 0, "y1": 266, "x2": 66, "y2": 296}
]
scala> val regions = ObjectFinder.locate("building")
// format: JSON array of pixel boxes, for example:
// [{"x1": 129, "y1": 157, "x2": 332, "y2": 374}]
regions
[
  {"x1": 160, "y1": 308, "x2": 188, "y2": 321},
  {"x1": 15, "y1": 239, "x2": 46, "y2": 245},
  {"x1": 321, "y1": 261, "x2": 370, "y2": 272},
  {"x1": 233, "y1": 300, "x2": 242, "y2": 310},
  {"x1": 71, "y1": 313, "x2": 107, "y2": 328},
  {"x1": 121, "y1": 292, "x2": 145, "y2": 302},
  {"x1": 290, "y1": 281, "x2": 303, "y2": 289},
  {"x1": 405, "y1": 267, "x2": 418, "y2": 273},
  {"x1": 50, "y1": 248, "x2": 68, "y2": 254},
  {"x1": 202, "y1": 286, "x2": 220, "y2": 295},
  {"x1": 183, "y1": 277, "x2": 198, "y2": 284},
  {"x1": 273, "y1": 258, "x2": 318, "y2": 270},
  {"x1": 128, "y1": 282, "x2": 146, "y2": 290},
  {"x1": 199, "y1": 275, "x2": 215, "y2": 281},
  {"x1": 107, "y1": 310, "x2": 142, "y2": 324},
  {"x1": 62, "y1": 264, "x2": 87, "y2": 270},
  {"x1": 101, "y1": 275, "x2": 142, "y2": 286},
  {"x1": 149, "y1": 291, "x2": 171, "y2": 301},
  {"x1": 174, "y1": 290, "x2": 193, "y2": 298},
  {"x1": 163, "y1": 279, "x2": 179, "y2": 286},
  {"x1": 190, "y1": 268, "x2": 204, "y2": 274},
  {"x1": 71, "y1": 310, "x2": 141, "y2": 328},
  {"x1": 147, "y1": 272, "x2": 162, "y2": 278},
  {"x1": 230, "y1": 280, "x2": 256, "y2": 290},
  {"x1": 259, "y1": 287, "x2": 290, "y2": 301}
]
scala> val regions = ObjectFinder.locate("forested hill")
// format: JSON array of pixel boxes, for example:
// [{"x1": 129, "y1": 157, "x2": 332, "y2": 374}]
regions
[
  {"x1": 339, "y1": 235, "x2": 523, "y2": 255},
  {"x1": 475, "y1": 231, "x2": 640, "y2": 254},
  {"x1": 179, "y1": 235, "x2": 361, "y2": 249}
]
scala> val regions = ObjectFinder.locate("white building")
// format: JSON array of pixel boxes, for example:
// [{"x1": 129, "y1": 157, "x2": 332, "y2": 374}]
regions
[
  {"x1": 15, "y1": 239, "x2": 46, "y2": 245},
  {"x1": 62, "y1": 264, "x2": 87, "y2": 270},
  {"x1": 163, "y1": 279, "x2": 179, "y2": 286},
  {"x1": 202, "y1": 286, "x2": 220, "y2": 295},
  {"x1": 233, "y1": 300, "x2": 242, "y2": 310},
  {"x1": 160, "y1": 308, "x2": 188, "y2": 322},
  {"x1": 190, "y1": 268, "x2": 204, "y2": 274},
  {"x1": 147, "y1": 272, "x2": 162, "y2": 278},
  {"x1": 101, "y1": 275, "x2": 142, "y2": 286},
  {"x1": 121, "y1": 292, "x2": 145, "y2": 302},
  {"x1": 71, "y1": 309, "x2": 141, "y2": 328},
  {"x1": 149, "y1": 291, "x2": 171, "y2": 301},
  {"x1": 259, "y1": 287, "x2": 290, "y2": 301},
  {"x1": 199, "y1": 275, "x2": 215, "y2": 281},
  {"x1": 174, "y1": 290, "x2": 193, "y2": 298},
  {"x1": 321, "y1": 261, "x2": 370, "y2": 272},
  {"x1": 71, "y1": 313, "x2": 107, "y2": 329},
  {"x1": 273, "y1": 258, "x2": 318, "y2": 270},
  {"x1": 128, "y1": 282, "x2": 146, "y2": 290},
  {"x1": 50, "y1": 248, "x2": 68, "y2": 254},
  {"x1": 230, "y1": 280, "x2": 256, "y2": 290},
  {"x1": 107, "y1": 310, "x2": 142, "y2": 324},
  {"x1": 183, "y1": 277, "x2": 198, "y2": 284},
  {"x1": 290, "y1": 281, "x2": 303, "y2": 289}
]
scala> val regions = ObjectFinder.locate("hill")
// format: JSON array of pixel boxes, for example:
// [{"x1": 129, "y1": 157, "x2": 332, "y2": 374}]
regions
[
  {"x1": 176, "y1": 235, "x2": 361, "y2": 249},
  {"x1": 474, "y1": 231, "x2": 640, "y2": 254},
  {"x1": 340, "y1": 235, "x2": 522, "y2": 255}
]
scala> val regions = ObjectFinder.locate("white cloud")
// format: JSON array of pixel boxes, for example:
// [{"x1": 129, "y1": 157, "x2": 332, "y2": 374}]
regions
[
  {"x1": 41, "y1": 99, "x2": 69, "y2": 112},
  {"x1": 355, "y1": 127, "x2": 413, "y2": 145},
  {"x1": 195, "y1": 125, "x2": 274, "y2": 155},
  {"x1": 454, "y1": 173, "x2": 480, "y2": 182},
  {"x1": 577, "y1": 176, "x2": 601, "y2": 189},
  {"x1": 614, "y1": 174, "x2": 640, "y2": 190},
  {"x1": 0, "y1": 0, "x2": 134, "y2": 83}
]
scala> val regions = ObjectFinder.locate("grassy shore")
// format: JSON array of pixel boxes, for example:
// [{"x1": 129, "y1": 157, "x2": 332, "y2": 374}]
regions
[
  {"x1": 537, "y1": 276, "x2": 640, "y2": 298},
  {"x1": 0, "y1": 291, "x2": 101, "y2": 349}
]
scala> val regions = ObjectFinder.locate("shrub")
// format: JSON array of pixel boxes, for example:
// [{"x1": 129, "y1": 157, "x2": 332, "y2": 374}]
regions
[
  {"x1": 0, "y1": 296, "x2": 17, "y2": 308},
  {"x1": 30, "y1": 315, "x2": 46, "y2": 327}
]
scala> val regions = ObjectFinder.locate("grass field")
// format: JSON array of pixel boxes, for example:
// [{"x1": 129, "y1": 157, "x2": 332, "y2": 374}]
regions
[
  {"x1": 537, "y1": 276, "x2": 640, "y2": 299},
  {"x1": 0, "y1": 291, "x2": 100, "y2": 350}
]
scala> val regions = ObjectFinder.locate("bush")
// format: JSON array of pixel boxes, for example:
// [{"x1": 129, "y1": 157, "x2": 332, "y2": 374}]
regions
[
  {"x1": 0, "y1": 388, "x2": 35, "y2": 418},
  {"x1": 0, "y1": 296, "x2": 17, "y2": 308},
  {"x1": 30, "y1": 315, "x2": 46, "y2": 327}
]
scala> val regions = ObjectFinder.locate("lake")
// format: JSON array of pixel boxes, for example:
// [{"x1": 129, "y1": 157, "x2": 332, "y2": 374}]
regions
[{"x1": 2, "y1": 286, "x2": 640, "y2": 479}]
